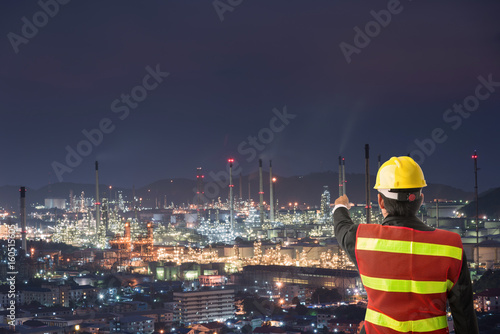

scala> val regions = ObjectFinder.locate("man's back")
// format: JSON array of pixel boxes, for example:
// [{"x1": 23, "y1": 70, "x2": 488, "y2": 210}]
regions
[
  {"x1": 356, "y1": 223, "x2": 463, "y2": 333},
  {"x1": 333, "y1": 156, "x2": 478, "y2": 333},
  {"x1": 333, "y1": 206, "x2": 479, "y2": 334}
]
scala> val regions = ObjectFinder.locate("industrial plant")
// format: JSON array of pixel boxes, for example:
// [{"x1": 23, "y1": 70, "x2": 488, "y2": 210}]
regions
[{"x1": 1, "y1": 150, "x2": 499, "y2": 333}]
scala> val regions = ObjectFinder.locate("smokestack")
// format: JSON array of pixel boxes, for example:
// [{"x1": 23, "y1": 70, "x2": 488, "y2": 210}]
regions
[
  {"x1": 196, "y1": 167, "x2": 204, "y2": 209},
  {"x1": 95, "y1": 161, "x2": 101, "y2": 233},
  {"x1": 248, "y1": 177, "x2": 251, "y2": 213},
  {"x1": 338, "y1": 156, "x2": 343, "y2": 197},
  {"x1": 20, "y1": 187, "x2": 27, "y2": 253},
  {"x1": 133, "y1": 185, "x2": 137, "y2": 221},
  {"x1": 269, "y1": 160, "x2": 274, "y2": 223},
  {"x1": 259, "y1": 159, "x2": 264, "y2": 224},
  {"x1": 248, "y1": 179, "x2": 251, "y2": 202},
  {"x1": 69, "y1": 189, "x2": 74, "y2": 212},
  {"x1": 473, "y1": 150, "x2": 479, "y2": 267},
  {"x1": 365, "y1": 144, "x2": 371, "y2": 223},
  {"x1": 239, "y1": 174, "x2": 243, "y2": 201},
  {"x1": 103, "y1": 198, "x2": 109, "y2": 234},
  {"x1": 342, "y1": 157, "x2": 346, "y2": 196},
  {"x1": 228, "y1": 159, "x2": 234, "y2": 232}
]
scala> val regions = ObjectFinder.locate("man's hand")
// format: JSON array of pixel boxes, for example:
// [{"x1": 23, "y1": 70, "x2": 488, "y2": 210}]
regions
[{"x1": 334, "y1": 195, "x2": 351, "y2": 210}]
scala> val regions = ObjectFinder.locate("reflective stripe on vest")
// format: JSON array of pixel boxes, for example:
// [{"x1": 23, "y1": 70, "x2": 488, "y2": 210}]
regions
[
  {"x1": 355, "y1": 224, "x2": 464, "y2": 333},
  {"x1": 357, "y1": 237, "x2": 462, "y2": 260},
  {"x1": 365, "y1": 309, "x2": 448, "y2": 333},
  {"x1": 360, "y1": 274, "x2": 455, "y2": 294}
]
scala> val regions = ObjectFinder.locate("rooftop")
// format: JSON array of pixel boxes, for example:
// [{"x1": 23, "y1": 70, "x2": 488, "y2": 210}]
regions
[
  {"x1": 253, "y1": 326, "x2": 286, "y2": 334},
  {"x1": 478, "y1": 239, "x2": 500, "y2": 248},
  {"x1": 118, "y1": 315, "x2": 154, "y2": 323},
  {"x1": 477, "y1": 288, "x2": 500, "y2": 297}
]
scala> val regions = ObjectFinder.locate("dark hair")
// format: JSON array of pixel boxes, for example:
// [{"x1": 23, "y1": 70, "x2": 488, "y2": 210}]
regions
[{"x1": 380, "y1": 188, "x2": 422, "y2": 217}]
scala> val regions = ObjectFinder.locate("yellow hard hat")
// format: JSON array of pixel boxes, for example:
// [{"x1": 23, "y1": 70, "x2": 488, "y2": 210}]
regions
[{"x1": 374, "y1": 156, "x2": 427, "y2": 190}]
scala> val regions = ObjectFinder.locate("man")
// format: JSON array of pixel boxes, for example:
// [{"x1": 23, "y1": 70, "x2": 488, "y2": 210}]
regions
[{"x1": 333, "y1": 156, "x2": 478, "y2": 334}]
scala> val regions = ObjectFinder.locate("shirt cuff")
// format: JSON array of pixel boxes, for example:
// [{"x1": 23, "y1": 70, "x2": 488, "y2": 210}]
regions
[{"x1": 332, "y1": 204, "x2": 348, "y2": 215}]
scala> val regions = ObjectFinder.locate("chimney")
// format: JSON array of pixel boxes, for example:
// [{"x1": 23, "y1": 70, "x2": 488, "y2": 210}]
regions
[
  {"x1": 20, "y1": 187, "x2": 27, "y2": 253},
  {"x1": 95, "y1": 161, "x2": 101, "y2": 233},
  {"x1": 228, "y1": 158, "x2": 234, "y2": 232},
  {"x1": 239, "y1": 174, "x2": 243, "y2": 201},
  {"x1": 69, "y1": 189, "x2": 74, "y2": 212},
  {"x1": 196, "y1": 167, "x2": 204, "y2": 210},
  {"x1": 472, "y1": 150, "x2": 479, "y2": 266},
  {"x1": 259, "y1": 159, "x2": 264, "y2": 224},
  {"x1": 248, "y1": 178, "x2": 251, "y2": 202},
  {"x1": 342, "y1": 157, "x2": 346, "y2": 196},
  {"x1": 269, "y1": 160, "x2": 274, "y2": 223},
  {"x1": 338, "y1": 156, "x2": 343, "y2": 197}
]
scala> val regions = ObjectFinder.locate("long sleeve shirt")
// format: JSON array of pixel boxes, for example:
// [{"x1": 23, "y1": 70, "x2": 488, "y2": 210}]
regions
[{"x1": 333, "y1": 206, "x2": 479, "y2": 334}]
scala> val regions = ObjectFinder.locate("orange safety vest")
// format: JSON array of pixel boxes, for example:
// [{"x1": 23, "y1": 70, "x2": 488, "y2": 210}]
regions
[{"x1": 355, "y1": 224, "x2": 463, "y2": 334}]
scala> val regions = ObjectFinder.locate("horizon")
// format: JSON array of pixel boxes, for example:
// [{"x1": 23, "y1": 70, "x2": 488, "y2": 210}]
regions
[
  {"x1": 1, "y1": 168, "x2": 489, "y2": 206},
  {"x1": 0, "y1": 167, "x2": 487, "y2": 194}
]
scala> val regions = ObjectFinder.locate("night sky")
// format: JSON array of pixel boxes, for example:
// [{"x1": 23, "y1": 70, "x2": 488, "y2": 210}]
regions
[{"x1": 1, "y1": 0, "x2": 499, "y2": 192}]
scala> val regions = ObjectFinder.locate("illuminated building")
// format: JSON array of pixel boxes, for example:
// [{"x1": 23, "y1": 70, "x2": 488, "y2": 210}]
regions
[
  {"x1": 199, "y1": 275, "x2": 226, "y2": 287},
  {"x1": 110, "y1": 315, "x2": 154, "y2": 334},
  {"x1": 327, "y1": 319, "x2": 362, "y2": 334},
  {"x1": 197, "y1": 217, "x2": 236, "y2": 244},
  {"x1": 109, "y1": 221, "x2": 155, "y2": 266},
  {"x1": 475, "y1": 288, "x2": 500, "y2": 313},
  {"x1": 241, "y1": 265, "x2": 360, "y2": 291},
  {"x1": 118, "y1": 191, "x2": 125, "y2": 211},
  {"x1": 173, "y1": 288, "x2": 235, "y2": 325},
  {"x1": 44, "y1": 198, "x2": 66, "y2": 210}
]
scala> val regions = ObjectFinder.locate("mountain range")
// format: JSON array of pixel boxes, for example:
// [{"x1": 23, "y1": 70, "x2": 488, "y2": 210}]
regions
[{"x1": 0, "y1": 171, "x2": 477, "y2": 212}]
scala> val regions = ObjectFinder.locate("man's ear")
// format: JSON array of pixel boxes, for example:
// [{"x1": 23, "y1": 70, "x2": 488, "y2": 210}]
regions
[{"x1": 378, "y1": 193, "x2": 385, "y2": 210}]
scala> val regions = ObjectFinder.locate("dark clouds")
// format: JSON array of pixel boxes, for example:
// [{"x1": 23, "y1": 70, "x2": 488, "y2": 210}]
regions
[{"x1": 0, "y1": 0, "x2": 499, "y2": 191}]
